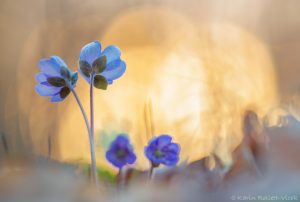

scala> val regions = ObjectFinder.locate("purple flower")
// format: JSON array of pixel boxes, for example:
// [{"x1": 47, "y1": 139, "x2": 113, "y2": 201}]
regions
[
  {"x1": 35, "y1": 56, "x2": 78, "y2": 102},
  {"x1": 106, "y1": 134, "x2": 136, "y2": 169},
  {"x1": 144, "y1": 135, "x2": 180, "y2": 167},
  {"x1": 78, "y1": 41, "x2": 126, "y2": 90}
]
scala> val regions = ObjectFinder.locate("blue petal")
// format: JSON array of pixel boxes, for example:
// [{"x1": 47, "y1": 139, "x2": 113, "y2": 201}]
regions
[
  {"x1": 101, "y1": 60, "x2": 126, "y2": 81},
  {"x1": 106, "y1": 150, "x2": 124, "y2": 168},
  {"x1": 127, "y1": 152, "x2": 136, "y2": 164},
  {"x1": 80, "y1": 41, "x2": 101, "y2": 65},
  {"x1": 35, "y1": 84, "x2": 62, "y2": 96},
  {"x1": 163, "y1": 154, "x2": 179, "y2": 166},
  {"x1": 39, "y1": 56, "x2": 67, "y2": 77},
  {"x1": 144, "y1": 146, "x2": 162, "y2": 165},
  {"x1": 40, "y1": 81, "x2": 52, "y2": 86},
  {"x1": 144, "y1": 147, "x2": 153, "y2": 162},
  {"x1": 163, "y1": 143, "x2": 180, "y2": 154},
  {"x1": 52, "y1": 56, "x2": 68, "y2": 67},
  {"x1": 157, "y1": 135, "x2": 172, "y2": 147},
  {"x1": 109, "y1": 135, "x2": 129, "y2": 150},
  {"x1": 35, "y1": 73, "x2": 47, "y2": 82},
  {"x1": 115, "y1": 135, "x2": 129, "y2": 145},
  {"x1": 162, "y1": 143, "x2": 180, "y2": 166},
  {"x1": 101, "y1": 45, "x2": 121, "y2": 64},
  {"x1": 149, "y1": 135, "x2": 172, "y2": 149},
  {"x1": 50, "y1": 93, "x2": 65, "y2": 102},
  {"x1": 105, "y1": 59, "x2": 121, "y2": 71}
]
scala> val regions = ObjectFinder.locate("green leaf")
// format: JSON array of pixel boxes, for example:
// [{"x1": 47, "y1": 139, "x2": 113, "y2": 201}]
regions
[
  {"x1": 81, "y1": 164, "x2": 116, "y2": 183},
  {"x1": 97, "y1": 167, "x2": 116, "y2": 183},
  {"x1": 92, "y1": 55, "x2": 107, "y2": 73},
  {"x1": 93, "y1": 75, "x2": 108, "y2": 90},
  {"x1": 79, "y1": 60, "x2": 92, "y2": 77},
  {"x1": 59, "y1": 87, "x2": 70, "y2": 99},
  {"x1": 47, "y1": 77, "x2": 66, "y2": 87}
]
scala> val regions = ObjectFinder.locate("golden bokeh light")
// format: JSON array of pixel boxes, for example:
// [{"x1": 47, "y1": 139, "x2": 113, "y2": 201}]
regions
[
  {"x1": 17, "y1": 6, "x2": 278, "y2": 170},
  {"x1": 60, "y1": 7, "x2": 278, "y2": 169}
]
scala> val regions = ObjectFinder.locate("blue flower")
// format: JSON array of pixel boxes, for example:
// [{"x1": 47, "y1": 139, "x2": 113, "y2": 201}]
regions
[
  {"x1": 35, "y1": 56, "x2": 78, "y2": 102},
  {"x1": 106, "y1": 134, "x2": 136, "y2": 169},
  {"x1": 144, "y1": 135, "x2": 180, "y2": 167},
  {"x1": 78, "y1": 41, "x2": 126, "y2": 90}
]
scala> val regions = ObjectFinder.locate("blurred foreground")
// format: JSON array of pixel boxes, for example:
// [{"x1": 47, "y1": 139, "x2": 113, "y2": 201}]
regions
[{"x1": 1, "y1": 110, "x2": 300, "y2": 202}]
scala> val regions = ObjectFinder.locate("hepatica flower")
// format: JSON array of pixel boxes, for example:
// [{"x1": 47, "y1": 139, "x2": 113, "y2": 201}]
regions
[
  {"x1": 106, "y1": 134, "x2": 136, "y2": 169},
  {"x1": 35, "y1": 56, "x2": 78, "y2": 102},
  {"x1": 145, "y1": 135, "x2": 180, "y2": 167},
  {"x1": 78, "y1": 41, "x2": 126, "y2": 90}
]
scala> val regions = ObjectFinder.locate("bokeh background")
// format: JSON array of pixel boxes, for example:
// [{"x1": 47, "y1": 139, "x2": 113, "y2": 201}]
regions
[{"x1": 0, "y1": 0, "x2": 300, "y2": 172}]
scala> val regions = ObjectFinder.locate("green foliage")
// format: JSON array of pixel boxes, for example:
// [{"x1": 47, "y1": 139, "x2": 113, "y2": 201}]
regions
[
  {"x1": 47, "y1": 77, "x2": 66, "y2": 87},
  {"x1": 59, "y1": 87, "x2": 71, "y2": 98},
  {"x1": 92, "y1": 55, "x2": 107, "y2": 73},
  {"x1": 81, "y1": 164, "x2": 116, "y2": 183},
  {"x1": 79, "y1": 60, "x2": 92, "y2": 77},
  {"x1": 93, "y1": 75, "x2": 108, "y2": 90}
]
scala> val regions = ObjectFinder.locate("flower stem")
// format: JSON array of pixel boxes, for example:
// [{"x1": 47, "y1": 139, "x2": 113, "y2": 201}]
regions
[
  {"x1": 118, "y1": 167, "x2": 123, "y2": 188},
  {"x1": 89, "y1": 76, "x2": 99, "y2": 187},
  {"x1": 70, "y1": 89, "x2": 90, "y2": 143},
  {"x1": 71, "y1": 88, "x2": 99, "y2": 187},
  {"x1": 148, "y1": 164, "x2": 155, "y2": 180}
]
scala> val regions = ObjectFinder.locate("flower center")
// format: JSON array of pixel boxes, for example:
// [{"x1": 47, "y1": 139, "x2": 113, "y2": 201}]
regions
[
  {"x1": 116, "y1": 149, "x2": 126, "y2": 158},
  {"x1": 154, "y1": 149, "x2": 164, "y2": 158}
]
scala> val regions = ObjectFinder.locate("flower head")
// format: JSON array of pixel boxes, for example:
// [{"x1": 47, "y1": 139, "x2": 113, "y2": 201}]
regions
[
  {"x1": 78, "y1": 41, "x2": 126, "y2": 90},
  {"x1": 106, "y1": 134, "x2": 136, "y2": 169},
  {"x1": 145, "y1": 135, "x2": 180, "y2": 167},
  {"x1": 35, "y1": 56, "x2": 78, "y2": 102}
]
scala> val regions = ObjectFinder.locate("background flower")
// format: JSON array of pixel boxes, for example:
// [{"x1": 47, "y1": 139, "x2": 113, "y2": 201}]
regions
[
  {"x1": 106, "y1": 134, "x2": 136, "y2": 169},
  {"x1": 35, "y1": 56, "x2": 78, "y2": 102},
  {"x1": 145, "y1": 135, "x2": 180, "y2": 167},
  {"x1": 78, "y1": 41, "x2": 126, "y2": 90}
]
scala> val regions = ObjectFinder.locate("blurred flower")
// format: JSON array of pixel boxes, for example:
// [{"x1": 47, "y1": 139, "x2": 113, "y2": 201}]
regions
[
  {"x1": 78, "y1": 41, "x2": 126, "y2": 90},
  {"x1": 106, "y1": 134, "x2": 136, "y2": 169},
  {"x1": 35, "y1": 56, "x2": 78, "y2": 102},
  {"x1": 145, "y1": 135, "x2": 180, "y2": 167}
]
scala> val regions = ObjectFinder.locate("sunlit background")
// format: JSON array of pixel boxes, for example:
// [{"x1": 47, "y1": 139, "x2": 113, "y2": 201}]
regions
[{"x1": 1, "y1": 0, "x2": 300, "y2": 173}]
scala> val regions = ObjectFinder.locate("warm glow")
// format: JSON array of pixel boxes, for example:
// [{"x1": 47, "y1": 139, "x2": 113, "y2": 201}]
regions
[
  {"x1": 57, "y1": 7, "x2": 278, "y2": 169},
  {"x1": 18, "y1": 7, "x2": 278, "y2": 170}
]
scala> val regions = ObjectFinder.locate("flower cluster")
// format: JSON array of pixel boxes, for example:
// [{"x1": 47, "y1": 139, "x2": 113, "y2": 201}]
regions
[
  {"x1": 35, "y1": 41, "x2": 126, "y2": 100},
  {"x1": 35, "y1": 40, "x2": 181, "y2": 184},
  {"x1": 106, "y1": 134, "x2": 180, "y2": 172},
  {"x1": 35, "y1": 41, "x2": 127, "y2": 186}
]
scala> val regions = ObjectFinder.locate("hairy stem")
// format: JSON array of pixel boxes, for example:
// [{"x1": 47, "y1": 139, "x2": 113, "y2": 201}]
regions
[
  {"x1": 90, "y1": 76, "x2": 99, "y2": 187},
  {"x1": 71, "y1": 88, "x2": 99, "y2": 187}
]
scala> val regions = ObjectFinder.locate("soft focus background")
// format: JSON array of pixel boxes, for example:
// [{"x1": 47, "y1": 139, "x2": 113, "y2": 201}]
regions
[
  {"x1": 1, "y1": 0, "x2": 300, "y2": 202},
  {"x1": 0, "y1": 0, "x2": 300, "y2": 171}
]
